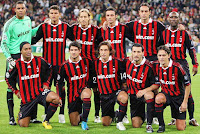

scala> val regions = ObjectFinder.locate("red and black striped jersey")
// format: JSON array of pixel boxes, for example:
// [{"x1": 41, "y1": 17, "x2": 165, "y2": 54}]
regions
[
  {"x1": 152, "y1": 60, "x2": 190, "y2": 96},
  {"x1": 32, "y1": 21, "x2": 74, "y2": 66},
  {"x1": 159, "y1": 28, "x2": 198, "y2": 66},
  {"x1": 126, "y1": 18, "x2": 165, "y2": 57},
  {"x1": 56, "y1": 56, "x2": 93, "y2": 103},
  {"x1": 124, "y1": 57, "x2": 155, "y2": 95},
  {"x1": 71, "y1": 24, "x2": 103, "y2": 61},
  {"x1": 6, "y1": 54, "x2": 52, "y2": 104},
  {"x1": 100, "y1": 21, "x2": 131, "y2": 60},
  {"x1": 94, "y1": 56, "x2": 124, "y2": 94}
]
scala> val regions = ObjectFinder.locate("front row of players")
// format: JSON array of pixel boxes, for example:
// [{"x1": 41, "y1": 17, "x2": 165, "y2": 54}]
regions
[{"x1": 5, "y1": 41, "x2": 194, "y2": 132}]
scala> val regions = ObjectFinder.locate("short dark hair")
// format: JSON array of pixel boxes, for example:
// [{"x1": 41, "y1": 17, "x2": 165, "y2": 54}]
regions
[
  {"x1": 49, "y1": 5, "x2": 61, "y2": 13},
  {"x1": 98, "y1": 41, "x2": 115, "y2": 56},
  {"x1": 20, "y1": 41, "x2": 30, "y2": 51},
  {"x1": 131, "y1": 43, "x2": 144, "y2": 52},
  {"x1": 157, "y1": 45, "x2": 171, "y2": 55},
  {"x1": 139, "y1": 3, "x2": 151, "y2": 11},
  {"x1": 106, "y1": 7, "x2": 117, "y2": 14},
  {"x1": 69, "y1": 41, "x2": 81, "y2": 50},
  {"x1": 15, "y1": 1, "x2": 25, "y2": 7}
]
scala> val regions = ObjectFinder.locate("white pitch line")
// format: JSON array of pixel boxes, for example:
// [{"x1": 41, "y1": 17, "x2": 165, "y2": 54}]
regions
[{"x1": 0, "y1": 80, "x2": 5, "y2": 82}]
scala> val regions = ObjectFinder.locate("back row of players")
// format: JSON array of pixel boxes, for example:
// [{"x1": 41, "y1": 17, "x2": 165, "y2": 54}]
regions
[{"x1": 1, "y1": 1, "x2": 198, "y2": 133}]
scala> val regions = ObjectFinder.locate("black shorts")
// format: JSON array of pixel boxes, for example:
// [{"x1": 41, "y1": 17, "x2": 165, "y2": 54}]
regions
[
  {"x1": 18, "y1": 89, "x2": 51, "y2": 120},
  {"x1": 146, "y1": 55, "x2": 158, "y2": 62},
  {"x1": 68, "y1": 97, "x2": 82, "y2": 114},
  {"x1": 49, "y1": 65, "x2": 60, "y2": 87},
  {"x1": 130, "y1": 94, "x2": 145, "y2": 121},
  {"x1": 162, "y1": 92, "x2": 186, "y2": 120},
  {"x1": 100, "y1": 91, "x2": 120, "y2": 118},
  {"x1": 175, "y1": 59, "x2": 191, "y2": 82}
]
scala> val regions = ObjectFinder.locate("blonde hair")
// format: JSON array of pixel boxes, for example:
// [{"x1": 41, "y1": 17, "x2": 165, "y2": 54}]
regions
[{"x1": 78, "y1": 8, "x2": 90, "y2": 17}]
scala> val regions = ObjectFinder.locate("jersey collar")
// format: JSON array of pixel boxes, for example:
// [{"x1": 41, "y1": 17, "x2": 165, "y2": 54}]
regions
[
  {"x1": 21, "y1": 53, "x2": 34, "y2": 63},
  {"x1": 168, "y1": 26, "x2": 179, "y2": 32},
  {"x1": 69, "y1": 56, "x2": 82, "y2": 63},
  {"x1": 49, "y1": 20, "x2": 62, "y2": 27},
  {"x1": 139, "y1": 18, "x2": 152, "y2": 25},
  {"x1": 108, "y1": 21, "x2": 119, "y2": 28},
  {"x1": 100, "y1": 56, "x2": 112, "y2": 63},
  {"x1": 160, "y1": 59, "x2": 173, "y2": 69},
  {"x1": 131, "y1": 57, "x2": 146, "y2": 67},
  {"x1": 78, "y1": 24, "x2": 91, "y2": 30}
]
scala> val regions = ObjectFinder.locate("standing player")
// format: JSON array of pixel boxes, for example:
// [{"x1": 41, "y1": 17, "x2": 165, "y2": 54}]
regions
[
  {"x1": 6, "y1": 42, "x2": 61, "y2": 129},
  {"x1": 71, "y1": 8, "x2": 102, "y2": 123},
  {"x1": 101, "y1": 7, "x2": 133, "y2": 60},
  {"x1": 32, "y1": 5, "x2": 74, "y2": 123},
  {"x1": 56, "y1": 41, "x2": 93, "y2": 130},
  {"x1": 153, "y1": 46, "x2": 191, "y2": 132},
  {"x1": 94, "y1": 41, "x2": 128, "y2": 130},
  {"x1": 125, "y1": 43, "x2": 159, "y2": 133},
  {"x1": 1, "y1": 1, "x2": 40, "y2": 125},
  {"x1": 159, "y1": 11, "x2": 199, "y2": 126}
]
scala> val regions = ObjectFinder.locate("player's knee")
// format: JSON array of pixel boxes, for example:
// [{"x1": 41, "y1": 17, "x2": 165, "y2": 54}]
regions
[
  {"x1": 155, "y1": 94, "x2": 165, "y2": 104},
  {"x1": 176, "y1": 125, "x2": 185, "y2": 131},
  {"x1": 19, "y1": 122, "x2": 29, "y2": 127},
  {"x1": 102, "y1": 121, "x2": 111, "y2": 126},
  {"x1": 132, "y1": 122, "x2": 141, "y2": 128},
  {"x1": 52, "y1": 94, "x2": 60, "y2": 104},
  {"x1": 144, "y1": 91, "x2": 154, "y2": 100},
  {"x1": 70, "y1": 121, "x2": 79, "y2": 126},
  {"x1": 118, "y1": 92, "x2": 128, "y2": 103}
]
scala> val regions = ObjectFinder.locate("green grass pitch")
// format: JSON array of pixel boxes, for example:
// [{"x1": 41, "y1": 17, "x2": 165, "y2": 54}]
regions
[{"x1": 0, "y1": 53, "x2": 200, "y2": 134}]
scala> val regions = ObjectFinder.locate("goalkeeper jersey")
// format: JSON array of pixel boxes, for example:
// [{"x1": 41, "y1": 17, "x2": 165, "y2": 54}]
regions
[{"x1": 1, "y1": 15, "x2": 38, "y2": 58}]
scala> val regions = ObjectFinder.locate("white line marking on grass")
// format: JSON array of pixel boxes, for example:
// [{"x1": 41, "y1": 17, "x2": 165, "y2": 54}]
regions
[{"x1": 0, "y1": 80, "x2": 5, "y2": 82}]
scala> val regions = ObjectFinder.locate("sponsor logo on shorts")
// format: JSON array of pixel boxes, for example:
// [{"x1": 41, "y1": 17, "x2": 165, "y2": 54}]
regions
[{"x1": 42, "y1": 89, "x2": 50, "y2": 95}]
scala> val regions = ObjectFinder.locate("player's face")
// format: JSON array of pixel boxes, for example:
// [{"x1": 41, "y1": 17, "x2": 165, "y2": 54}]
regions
[
  {"x1": 132, "y1": 47, "x2": 144, "y2": 63},
  {"x1": 139, "y1": 6, "x2": 150, "y2": 21},
  {"x1": 21, "y1": 44, "x2": 32, "y2": 59},
  {"x1": 157, "y1": 50, "x2": 171, "y2": 67},
  {"x1": 106, "y1": 10, "x2": 117, "y2": 25},
  {"x1": 49, "y1": 9, "x2": 60, "y2": 22},
  {"x1": 79, "y1": 12, "x2": 90, "y2": 27},
  {"x1": 15, "y1": 4, "x2": 26, "y2": 19},
  {"x1": 99, "y1": 45, "x2": 110, "y2": 61},
  {"x1": 168, "y1": 13, "x2": 179, "y2": 27},
  {"x1": 69, "y1": 46, "x2": 81, "y2": 59}
]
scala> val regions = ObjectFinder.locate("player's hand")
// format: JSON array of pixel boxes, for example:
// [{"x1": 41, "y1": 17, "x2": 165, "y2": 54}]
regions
[
  {"x1": 178, "y1": 24, "x2": 185, "y2": 31},
  {"x1": 7, "y1": 57, "x2": 16, "y2": 70},
  {"x1": 192, "y1": 66, "x2": 198, "y2": 76},
  {"x1": 136, "y1": 90, "x2": 147, "y2": 98},
  {"x1": 58, "y1": 99, "x2": 62, "y2": 107},
  {"x1": 16, "y1": 92, "x2": 21, "y2": 99},
  {"x1": 180, "y1": 101, "x2": 187, "y2": 112},
  {"x1": 103, "y1": 21, "x2": 108, "y2": 30}
]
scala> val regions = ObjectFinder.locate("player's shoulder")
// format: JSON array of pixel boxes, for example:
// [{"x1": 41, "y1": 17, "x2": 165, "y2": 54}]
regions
[
  {"x1": 172, "y1": 61, "x2": 182, "y2": 68},
  {"x1": 151, "y1": 60, "x2": 160, "y2": 66},
  {"x1": 68, "y1": 23, "x2": 78, "y2": 27},
  {"x1": 24, "y1": 16, "x2": 31, "y2": 20},
  {"x1": 144, "y1": 59, "x2": 153, "y2": 67},
  {"x1": 4, "y1": 16, "x2": 17, "y2": 30}
]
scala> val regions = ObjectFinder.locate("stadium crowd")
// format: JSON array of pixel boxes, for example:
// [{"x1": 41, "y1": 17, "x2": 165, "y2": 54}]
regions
[{"x1": 0, "y1": 0, "x2": 200, "y2": 50}]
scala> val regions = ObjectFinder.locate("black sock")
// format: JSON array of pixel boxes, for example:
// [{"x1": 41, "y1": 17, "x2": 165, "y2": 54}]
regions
[
  {"x1": 45, "y1": 103, "x2": 58, "y2": 122},
  {"x1": 59, "y1": 89, "x2": 66, "y2": 114},
  {"x1": 188, "y1": 94, "x2": 194, "y2": 120},
  {"x1": 7, "y1": 91, "x2": 14, "y2": 118},
  {"x1": 94, "y1": 92, "x2": 100, "y2": 116},
  {"x1": 82, "y1": 98, "x2": 91, "y2": 122},
  {"x1": 44, "y1": 103, "x2": 49, "y2": 114},
  {"x1": 118, "y1": 102, "x2": 128, "y2": 122},
  {"x1": 155, "y1": 103, "x2": 165, "y2": 126},
  {"x1": 146, "y1": 98, "x2": 155, "y2": 125}
]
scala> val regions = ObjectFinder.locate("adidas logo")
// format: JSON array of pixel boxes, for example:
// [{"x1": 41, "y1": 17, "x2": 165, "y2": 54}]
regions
[
  {"x1": 82, "y1": 32, "x2": 86, "y2": 35},
  {"x1": 103, "y1": 65, "x2": 107, "y2": 68},
  {"x1": 163, "y1": 72, "x2": 167, "y2": 75},
  {"x1": 171, "y1": 34, "x2": 175, "y2": 37},
  {"x1": 143, "y1": 27, "x2": 147, "y2": 29},
  {"x1": 133, "y1": 68, "x2": 137, "y2": 72},
  {"x1": 110, "y1": 31, "x2": 114, "y2": 33},
  {"x1": 27, "y1": 65, "x2": 31, "y2": 68},
  {"x1": 76, "y1": 65, "x2": 80, "y2": 69},
  {"x1": 53, "y1": 29, "x2": 57, "y2": 32}
]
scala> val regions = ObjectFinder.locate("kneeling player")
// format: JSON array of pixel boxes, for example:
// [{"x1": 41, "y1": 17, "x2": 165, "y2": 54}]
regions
[
  {"x1": 94, "y1": 41, "x2": 128, "y2": 130},
  {"x1": 125, "y1": 43, "x2": 158, "y2": 132},
  {"x1": 57, "y1": 41, "x2": 93, "y2": 130},
  {"x1": 6, "y1": 42, "x2": 61, "y2": 129},
  {"x1": 153, "y1": 46, "x2": 191, "y2": 132}
]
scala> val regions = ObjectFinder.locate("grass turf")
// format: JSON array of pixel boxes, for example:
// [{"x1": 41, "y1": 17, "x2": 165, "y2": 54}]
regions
[{"x1": 0, "y1": 53, "x2": 200, "y2": 134}]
